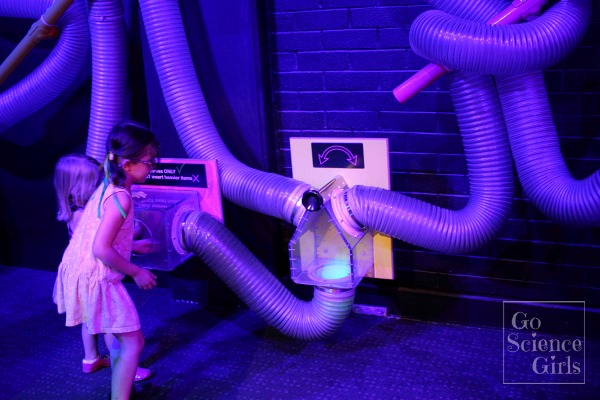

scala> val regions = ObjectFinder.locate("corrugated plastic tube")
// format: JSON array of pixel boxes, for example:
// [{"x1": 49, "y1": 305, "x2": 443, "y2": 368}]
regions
[
  {"x1": 182, "y1": 211, "x2": 356, "y2": 341},
  {"x1": 138, "y1": 0, "x2": 310, "y2": 225},
  {"x1": 85, "y1": 0, "x2": 128, "y2": 162},
  {"x1": 410, "y1": 0, "x2": 596, "y2": 226},
  {"x1": 496, "y1": 72, "x2": 600, "y2": 226},
  {"x1": 0, "y1": 0, "x2": 89, "y2": 132},
  {"x1": 345, "y1": 71, "x2": 514, "y2": 253},
  {"x1": 410, "y1": 0, "x2": 590, "y2": 75}
]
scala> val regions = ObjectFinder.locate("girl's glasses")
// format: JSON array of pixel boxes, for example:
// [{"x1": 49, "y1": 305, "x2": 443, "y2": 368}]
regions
[{"x1": 133, "y1": 158, "x2": 158, "y2": 168}]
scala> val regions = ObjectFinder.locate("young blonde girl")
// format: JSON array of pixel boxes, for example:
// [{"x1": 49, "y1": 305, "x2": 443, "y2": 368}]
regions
[
  {"x1": 54, "y1": 154, "x2": 102, "y2": 237},
  {"x1": 54, "y1": 122, "x2": 159, "y2": 399}
]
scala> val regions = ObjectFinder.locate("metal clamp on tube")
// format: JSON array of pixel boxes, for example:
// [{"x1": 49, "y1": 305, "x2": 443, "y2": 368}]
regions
[{"x1": 330, "y1": 188, "x2": 364, "y2": 238}]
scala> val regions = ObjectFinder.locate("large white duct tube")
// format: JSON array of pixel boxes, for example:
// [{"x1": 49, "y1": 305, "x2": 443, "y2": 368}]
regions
[
  {"x1": 138, "y1": 0, "x2": 311, "y2": 225},
  {"x1": 344, "y1": 71, "x2": 514, "y2": 253},
  {"x1": 182, "y1": 211, "x2": 356, "y2": 340},
  {"x1": 411, "y1": 0, "x2": 597, "y2": 226},
  {"x1": 85, "y1": 0, "x2": 128, "y2": 162}
]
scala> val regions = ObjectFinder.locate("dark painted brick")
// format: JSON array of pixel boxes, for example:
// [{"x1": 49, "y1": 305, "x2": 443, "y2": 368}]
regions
[
  {"x1": 349, "y1": 91, "x2": 400, "y2": 111},
  {"x1": 271, "y1": 52, "x2": 297, "y2": 71},
  {"x1": 405, "y1": 51, "x2": 433, "y2": 69},
  {"x1": 269, "y1": 0, "x2": 600, "y2": 303},
  {"x1": 276, "y1": 111, "x2": 325, "y2": 129},
  {"x1": 275, "y1": 92, "x2": 300, "y2": 109},
  {"x1": 437, "y1": 154, "x2": 467, "y2": 174},
  {"x1": 274, "y1": 72, "x2": 324, "y2": 91},
  {"x1": 406, "y1": 132, "x2": 464, "y2": 154},
  {"x1": 271, "y1": 1, "x2": 320, "y2": 12},
  {"x1": 581, "y1": 23, "x2": 600, "y2": 46},
  {"x1": 349, "y1": 49, "x2": 407, "y2": 70},
  {"x1": 561, "y1": 137, "x2": 600, "y2": 159},
  {"x1": 555, "y1": 47, "x2": 599, "y2": 69},
  {"x1": 380, "y1": 70, "x2": 449, "y2": 91},
  {"x1": 559, "y1": 115, "x2": 600, "y2": 137},
  {"x1": 437, "y1": 113, "x2": 458, "y2": 133},
  {"x1": 297, "y1": 92, "x2": 355, "y2": 110},
  {"x1": 381, "y1": 111, "x2": 437, "y2": 132},
  {"x1": 324, "y1": 71, "x2": 379, "y2": 90},
  {"x1": 543, "y1": 70, "x2": 564, "y2": 92},
  {"x1": 564, "y1": 70, "x2": 600, "y2": 92},
  {"x1": 322, "y1": 0, "x2": 377, "y2": 8},
  {"x1": 294, "y1": 9, "x2": 349, "y2": 31},
  {"x1": 379, "y1": 27, "x2": 410, "y2": 48},
  {"x1": 297, "y1": 51, "x2": 349, "y2": 70},
  {"x1": 350, "y1": 6, "x2": 429, "y2": 28},
  {"x1": 326, "y1": 111, "x2": 379, "y2": 130},
  {"x1": 391, "y1": 172, "x2": 469, "y2": 195},
  {"x1": 500, "y1": 219, "x2": 597, "y2": 245},
  {"x1": 322, "y1": 29, "x2": 378, "y2": 50},
  {"x1": 389, "y1": 152, "x2": 438, "y2": 172},
  {"x1": 271, "y1": 13, "x2": 295, "y2": 32},
  {"x1": 271, "y1": 32, "x2": 322, "y2": 52},
  {"x1": 550, "y1": 93, "x2": 600, "y2": 115},
  {"x1": 378, "y1": 0, "x2": 428, "y2": 5}
]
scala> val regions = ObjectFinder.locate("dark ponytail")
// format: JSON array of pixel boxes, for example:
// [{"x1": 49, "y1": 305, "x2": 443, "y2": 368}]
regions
[
  {"x1": 104, "y1": 121, "x2": 160, "y2": 187},
  {"x1": 97, "y1": 121, "x2": 160, "y2": 218}
]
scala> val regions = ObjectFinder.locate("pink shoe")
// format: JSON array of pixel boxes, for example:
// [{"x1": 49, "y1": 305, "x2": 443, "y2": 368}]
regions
[
  {"x1": 134, "y1": 366, "x2": 152, "y2": 382},
  {"x1": 82, "y1": 355, "x2": 110, "y2": 374}
]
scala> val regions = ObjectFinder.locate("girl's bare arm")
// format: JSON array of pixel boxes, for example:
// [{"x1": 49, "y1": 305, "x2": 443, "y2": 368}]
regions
[{"x1": 92, "y1": 191, "x2": 156, "y2": 290}]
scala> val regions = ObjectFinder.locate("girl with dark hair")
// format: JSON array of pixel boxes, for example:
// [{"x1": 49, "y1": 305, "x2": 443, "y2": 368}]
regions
[{"x1": 54, "y1": 122, "x2": 160, "y2": 399}]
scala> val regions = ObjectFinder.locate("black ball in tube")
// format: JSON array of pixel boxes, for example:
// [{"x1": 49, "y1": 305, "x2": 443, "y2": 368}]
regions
[{"x1": 302, "y1": 189, "x2": 324, "y2": 212}]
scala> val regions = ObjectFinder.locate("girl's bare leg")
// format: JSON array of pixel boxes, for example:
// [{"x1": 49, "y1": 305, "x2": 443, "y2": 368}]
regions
[
  {"x1": 103, "y1": 332, "x2": 115, "y2": 354},
  {"x1": 110, "y1": 330, "x2": 144, "y2": 400},
  {"x1": 81, "y1": 324, "x2": 99, "y2": 360}
]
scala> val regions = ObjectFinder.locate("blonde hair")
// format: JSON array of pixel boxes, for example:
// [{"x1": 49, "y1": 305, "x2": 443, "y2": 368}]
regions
[{"x1": 54, "y1": 154, "x2": 102, "y2": 222}]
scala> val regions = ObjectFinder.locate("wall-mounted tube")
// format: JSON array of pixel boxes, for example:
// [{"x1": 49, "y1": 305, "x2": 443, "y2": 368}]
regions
[
  {"x1": 410, "y1": 0, "x2": 590, "y2": 76},
  {"x1": 341, "y1": 71, "x2": 514, "y2": 253},
  {"x1": 85, "y1": 0, "x2": 128, "y2": 162},
  {"x1": 138, "y1": 0, "x2": 311, "y2": 225},
  {"x1": 0, "y1": 0, "x2": 89, "y2": 132},
  {"x1": 496, "y1": 72, "x2": 600, "y2": 226},
  {"x1": 181, "y1": 211, "x2": 355, "y2": 340},
  {"x1": 410, "y1": 0, "x2": 597, "y2": 227},
  {"x1": 393, "y1": 0, "x2": 549, "y2": 103}
]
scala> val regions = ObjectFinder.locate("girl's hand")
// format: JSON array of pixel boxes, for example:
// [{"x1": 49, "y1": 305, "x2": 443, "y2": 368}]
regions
[{"x1": 133, "y1": 267, "x2": 157, "y2": 290}]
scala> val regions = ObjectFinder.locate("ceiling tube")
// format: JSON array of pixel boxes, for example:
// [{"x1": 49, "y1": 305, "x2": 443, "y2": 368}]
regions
[
  {"x1": 0, "y1": 0, "x2": 89, "y2": 132},
  {"x1": 138, "y1": 0, "x2": 311, "y2": 225},
  {"x1": 85, "y1": 0, "x2": 128, "y2": 162}
]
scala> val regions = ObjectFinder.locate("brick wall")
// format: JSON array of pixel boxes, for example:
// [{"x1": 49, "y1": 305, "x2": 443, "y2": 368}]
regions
[{"x1": 267, "y1": 1, "x2": 600, "y2": 310}]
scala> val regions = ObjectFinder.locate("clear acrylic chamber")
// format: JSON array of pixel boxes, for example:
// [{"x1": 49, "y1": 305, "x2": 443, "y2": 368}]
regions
[
  {"x1": 132, "y1": 188, "x2": 199, "y2": 271},
  {"x1": 289, "y1": 199, "x2": 374, "y2": 290}
]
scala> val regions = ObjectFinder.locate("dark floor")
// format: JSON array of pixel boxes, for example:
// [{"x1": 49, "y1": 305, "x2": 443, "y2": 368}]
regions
[{"x1": 0, "y1": 265, "x2": 598, "y2": 400}]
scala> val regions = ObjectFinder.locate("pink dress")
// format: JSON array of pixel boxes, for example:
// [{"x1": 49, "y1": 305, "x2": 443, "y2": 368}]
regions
[{"x1": 53, "y1": 184, "x2": 141, "y2": 335}]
